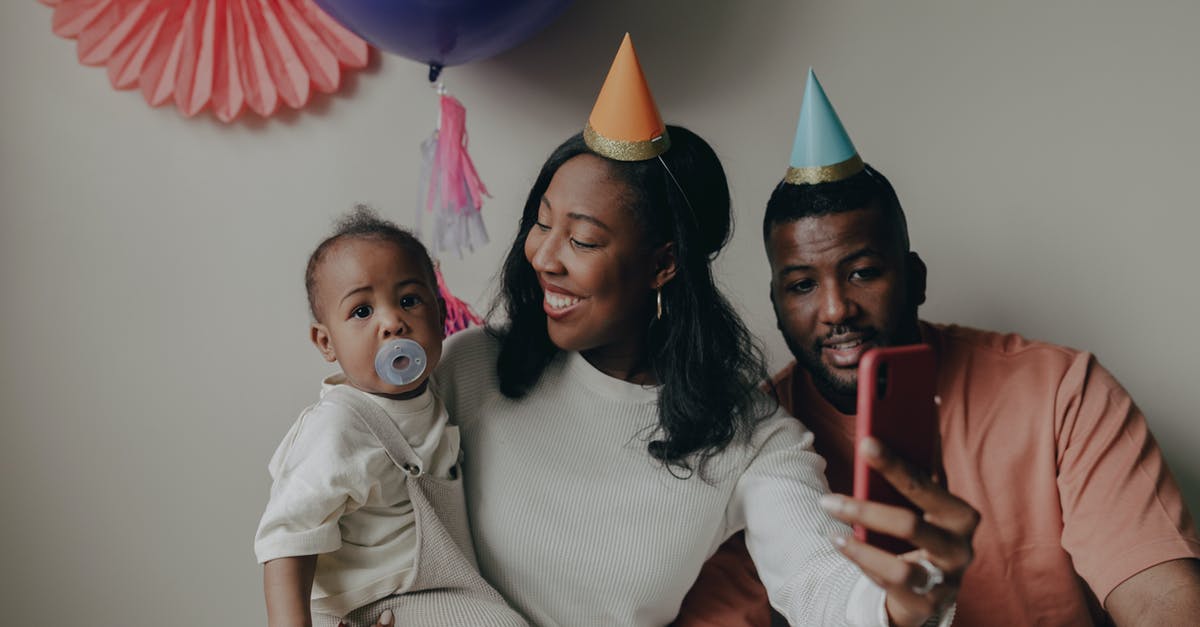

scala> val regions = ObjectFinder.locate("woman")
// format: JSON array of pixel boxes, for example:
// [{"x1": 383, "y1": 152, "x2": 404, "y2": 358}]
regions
[
  {"x1": 355, "y1": 123, "x2": 974, "y2": 627},
  {"x1": 357, "y1": 37, "x2": 976, "y2": 627}
]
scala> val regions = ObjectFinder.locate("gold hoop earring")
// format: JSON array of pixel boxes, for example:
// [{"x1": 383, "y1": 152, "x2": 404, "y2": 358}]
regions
[{"x1": 656, "y1": 288, "x2": 663, "y2": 321}]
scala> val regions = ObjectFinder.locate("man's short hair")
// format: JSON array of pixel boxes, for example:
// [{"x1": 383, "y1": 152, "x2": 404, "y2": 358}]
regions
[{"x1": 762, "y1": 164, "x2": 910, "y2": 253}]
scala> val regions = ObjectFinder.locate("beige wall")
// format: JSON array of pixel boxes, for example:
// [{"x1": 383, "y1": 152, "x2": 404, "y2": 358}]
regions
[{"x1": 2, "y1": 0, "x2": 1197, "y2": 623}]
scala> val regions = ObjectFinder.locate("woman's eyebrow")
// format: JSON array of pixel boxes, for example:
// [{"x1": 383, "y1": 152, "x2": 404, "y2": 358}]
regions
[{"x1": 566, "y1": 212, "x2": 611, "y2": 232}]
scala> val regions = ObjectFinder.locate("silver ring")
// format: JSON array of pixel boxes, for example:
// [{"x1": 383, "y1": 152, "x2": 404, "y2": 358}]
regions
[{"x1": 910, "y1": 557, "x2": 945, "y2": 595}]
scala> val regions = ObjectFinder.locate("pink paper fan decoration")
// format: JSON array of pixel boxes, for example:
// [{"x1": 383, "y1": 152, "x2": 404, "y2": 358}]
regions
[{"x1": 40, "y1": 0, "x2": 370, "y2": 121}]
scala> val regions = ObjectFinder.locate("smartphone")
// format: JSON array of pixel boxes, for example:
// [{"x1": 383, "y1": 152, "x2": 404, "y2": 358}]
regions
[{"x1": 853, "y1": 344, "x2": 940, "y2": 554}]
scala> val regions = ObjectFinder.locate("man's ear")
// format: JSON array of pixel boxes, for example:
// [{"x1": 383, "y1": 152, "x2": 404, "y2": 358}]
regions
[
  {"x1": 310, "y1": 323, "x2": 337, "y2": 362},
  {"x1": 650, "y1": 242, "x2": 677, "y2": 289},
  {"x1": 907, "y1": 251, "x2": 928, "y2": 306}
]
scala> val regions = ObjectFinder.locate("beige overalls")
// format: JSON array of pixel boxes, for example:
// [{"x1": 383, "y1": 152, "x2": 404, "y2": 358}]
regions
[{"x1": 314, "y1": 387, "x2": 529, "y2": 627}]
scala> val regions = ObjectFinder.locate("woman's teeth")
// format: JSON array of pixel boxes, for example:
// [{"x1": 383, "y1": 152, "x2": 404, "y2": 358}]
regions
[{"x1": 545, "y1": 293, "x2": 581, "y2": 310}]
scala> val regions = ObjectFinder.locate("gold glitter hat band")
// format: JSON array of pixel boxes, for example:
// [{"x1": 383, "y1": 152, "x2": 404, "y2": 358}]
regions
[
  {"x1": 584, "y1": 123, "x2": 671, "y2": 162},
  {"x1": 784, "y1": 153, "x2": 865, "y2": 185}
]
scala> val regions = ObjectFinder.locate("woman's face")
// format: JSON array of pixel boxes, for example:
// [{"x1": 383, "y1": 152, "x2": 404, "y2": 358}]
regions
[{"x1": 524, "y1": 154, "x2": 665, "y2": 364}]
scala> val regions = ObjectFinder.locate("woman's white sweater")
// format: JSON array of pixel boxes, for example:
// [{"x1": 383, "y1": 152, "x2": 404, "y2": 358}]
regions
[{"x1": 433, "y1": 327, "x2": 885, "y2": 627}]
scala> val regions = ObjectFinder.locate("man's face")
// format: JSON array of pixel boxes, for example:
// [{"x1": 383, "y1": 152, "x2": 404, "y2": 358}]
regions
[{"x1": 767, "y1": 207, "x2": 925, "y2": 407}]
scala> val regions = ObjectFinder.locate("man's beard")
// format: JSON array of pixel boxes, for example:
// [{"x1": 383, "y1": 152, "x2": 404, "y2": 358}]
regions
[
  {"x1": 783, "y1": 326, "x2": 874, "y2": 407},
  {"x1": 782, "y1": 321, "x2": 916, "y2": 413}
]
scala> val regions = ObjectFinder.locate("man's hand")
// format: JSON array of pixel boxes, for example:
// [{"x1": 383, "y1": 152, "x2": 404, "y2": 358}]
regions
[{"x1": 820, "y1": 437, "x2": 979, "y2": 627}]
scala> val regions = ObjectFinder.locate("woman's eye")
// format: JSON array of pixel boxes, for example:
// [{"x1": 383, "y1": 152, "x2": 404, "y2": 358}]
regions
[
  {"x1": 570, "y1": 237, "x2": 598, "y2": 250},
  {"x1": 400, "y1": 295, "x2": 423, "y2": 309},
  {"x1": 351, "y1": 305, "x2": 372, "y2": 319},
  {"x1": 534, "y1": 220, "x2": 551, "y2": 232}
]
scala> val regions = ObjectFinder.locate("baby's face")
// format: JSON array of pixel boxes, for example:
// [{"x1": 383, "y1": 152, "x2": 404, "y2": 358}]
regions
[{"x1": 310, "y1": 237, "x2": 444, "y2": 398}]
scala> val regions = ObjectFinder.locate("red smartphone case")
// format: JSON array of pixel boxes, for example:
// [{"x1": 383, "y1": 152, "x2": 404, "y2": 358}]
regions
[{"x1": 853, "y1": 344, "x2": 940, "y2": 554}]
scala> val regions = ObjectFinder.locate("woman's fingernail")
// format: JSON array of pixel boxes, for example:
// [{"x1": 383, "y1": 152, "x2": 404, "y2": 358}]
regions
[
  {"x1": 860, "y1": 437, "x2": 882, "y2": 459},
  {"x1": 829, "y1": 533, "x2": 848, "y2": 548},
  {"x1": 820, "y1": 494, "x2": 844, "y2": 514},
  {"x1": 380, "y1": 609, "x2": 394, "y2": 626}
]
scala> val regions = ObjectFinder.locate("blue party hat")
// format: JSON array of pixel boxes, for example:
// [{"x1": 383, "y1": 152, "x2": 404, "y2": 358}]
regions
[{"x1": 785, "y1": 69, "x2": 864, "y2": 185}]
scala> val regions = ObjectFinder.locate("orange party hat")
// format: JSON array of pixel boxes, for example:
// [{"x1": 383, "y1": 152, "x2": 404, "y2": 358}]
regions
[{"x1": 583, "y1": 33, "x2": 670, "y2": 161}]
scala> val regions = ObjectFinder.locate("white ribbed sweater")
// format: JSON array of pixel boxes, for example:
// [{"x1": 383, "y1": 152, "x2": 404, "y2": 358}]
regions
[{"x1": 433, "y1": 328, "x2": 884, "y2": 627}]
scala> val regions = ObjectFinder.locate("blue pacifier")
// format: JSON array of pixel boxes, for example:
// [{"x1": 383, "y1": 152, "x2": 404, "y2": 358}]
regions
[{"x1": 374, "y1": 338, "x2": 428, "y2": 386}]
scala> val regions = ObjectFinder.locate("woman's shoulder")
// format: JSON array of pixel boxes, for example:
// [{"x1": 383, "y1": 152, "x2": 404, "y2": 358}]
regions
[
  {"x1": 696, "y1": 394, "x2": 813, "y2": 481},
  {"x1": 443, "y1": 325, "x2": 500, "y2": 360},
  {"x1": 437, "y1": 327, "x2": 500, "y2": 379},
  {"x1": 433, "y1": 326, "x2": 504, "y2": 419},
  {"x1": 740, "y1": 395, "x2": 816, "y2": 458}
]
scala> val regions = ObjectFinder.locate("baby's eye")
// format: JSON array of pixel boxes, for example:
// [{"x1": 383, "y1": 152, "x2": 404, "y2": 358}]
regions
[
  {"x1": 400, "y1": 295, "x2": 423, "y2": 309},
  {"x1": 351, "y1": 305, "x2": 373, "y2": 319}
]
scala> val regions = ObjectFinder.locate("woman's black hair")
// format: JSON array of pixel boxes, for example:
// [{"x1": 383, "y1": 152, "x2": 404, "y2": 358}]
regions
[{"x1": 491, "y1": 125, "x2": 774, "y2": 477}]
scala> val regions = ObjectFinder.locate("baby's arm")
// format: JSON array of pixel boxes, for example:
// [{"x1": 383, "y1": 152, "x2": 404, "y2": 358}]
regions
[
  {"x1": 256, "y1": 404, "x2": 377, "y2": 626},
  {"x1": 264, "y1": 555, "x2": 318, "y2": 627}
]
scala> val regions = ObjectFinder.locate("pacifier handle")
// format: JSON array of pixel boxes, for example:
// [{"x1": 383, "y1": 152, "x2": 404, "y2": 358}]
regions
[{"x1": 374, "y1": 339, "x2": 428, "y2": 386}]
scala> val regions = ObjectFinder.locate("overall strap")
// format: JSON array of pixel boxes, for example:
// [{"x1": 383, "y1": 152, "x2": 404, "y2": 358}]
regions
[{"x1": 323, "y1": 386, "x2": 426, "y2": 475}]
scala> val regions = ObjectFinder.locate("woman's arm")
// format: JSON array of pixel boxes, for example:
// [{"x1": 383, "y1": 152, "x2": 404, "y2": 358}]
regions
[
  {"x1": 263, "y1": 555, "x2": 317, "y2": 627},
  {"x1": 820, "y1": 437, "x2": 978, "y2": 626}
]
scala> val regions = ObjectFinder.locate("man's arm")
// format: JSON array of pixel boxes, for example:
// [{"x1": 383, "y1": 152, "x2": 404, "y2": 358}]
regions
[
  {"x1": 1105, "y1": 558, "x2": 1200, "y2": 627},
  {"x1": 263, "y1": 555, "x2": 317, "y2": 627},
  {"x1": 1052, "y1": 354, "x2": 1200, "y2": 620}
]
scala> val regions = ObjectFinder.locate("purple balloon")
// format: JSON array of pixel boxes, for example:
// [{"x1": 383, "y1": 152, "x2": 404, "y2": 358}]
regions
[{"x1": 314, "y1": 0, "x2": 576, "y2": 70}]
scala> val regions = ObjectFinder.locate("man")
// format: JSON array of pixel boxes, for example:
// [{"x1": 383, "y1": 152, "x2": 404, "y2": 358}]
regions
[{"x1": 674, "y1": 70, "x2": 1200, "y2": 626}]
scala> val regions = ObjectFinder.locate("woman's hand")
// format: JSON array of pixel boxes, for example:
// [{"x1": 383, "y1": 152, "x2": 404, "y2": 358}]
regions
[
  {"x1": 820, "y1": 437, "x2": 979, "y2": 627},
  {"x1": 351, "y1": 608, "x2": 394, "y2": 627}
]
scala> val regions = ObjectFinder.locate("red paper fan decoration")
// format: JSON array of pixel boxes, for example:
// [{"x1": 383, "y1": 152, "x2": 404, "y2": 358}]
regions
[{"x1": 40, "y1": 0, "x2": 370, "y2": 121}]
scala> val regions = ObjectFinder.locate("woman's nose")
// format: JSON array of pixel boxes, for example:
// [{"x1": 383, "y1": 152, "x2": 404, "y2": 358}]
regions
[{"x1": 528, "y1": 230, "x2": 566, "y2": 275}]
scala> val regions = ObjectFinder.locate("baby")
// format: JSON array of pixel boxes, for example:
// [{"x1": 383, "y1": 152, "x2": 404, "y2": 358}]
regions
[{"x1": 255, "y1": 207, "x2": 526, "y2": 627}]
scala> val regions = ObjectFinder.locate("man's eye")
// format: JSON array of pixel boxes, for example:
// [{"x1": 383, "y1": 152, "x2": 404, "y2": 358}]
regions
[
  {"x1": 400, "y1": 295, "x2": 423, "y2": 309},
  {"x1": 851, "y1": 267, "x2": 882, "y2": 281},
  {"x1": 788, "y1": 280, "x2": 816, "y2": 294},
  {"x1": 351, "y1": 305, "x2": 372, "y2": 319}
]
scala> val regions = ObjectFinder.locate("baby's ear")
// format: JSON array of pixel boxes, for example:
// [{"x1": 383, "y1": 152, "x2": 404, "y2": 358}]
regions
[{"x1": 310, "y1": 323, "x2": 337, "y2": 362}]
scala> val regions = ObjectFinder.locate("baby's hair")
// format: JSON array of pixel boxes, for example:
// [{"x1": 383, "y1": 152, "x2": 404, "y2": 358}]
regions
[{"x1": 305, "y1": 205, "x2": 437, "y2": 321}]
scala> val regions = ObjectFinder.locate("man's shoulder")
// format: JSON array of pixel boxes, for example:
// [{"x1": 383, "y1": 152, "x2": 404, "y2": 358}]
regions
[
  {"x1": 766, "y1": 361, "x2": 799, "y2": 407},
  {"x1": 924, "y1": 322, "x2": 1113, "y2": 412},
  {"x1": 768, "y1": 361, "x2": 798, "y2": 390},
  {"x1": 925, "y1": 321, "x2": 1085, "y2": 369}
]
